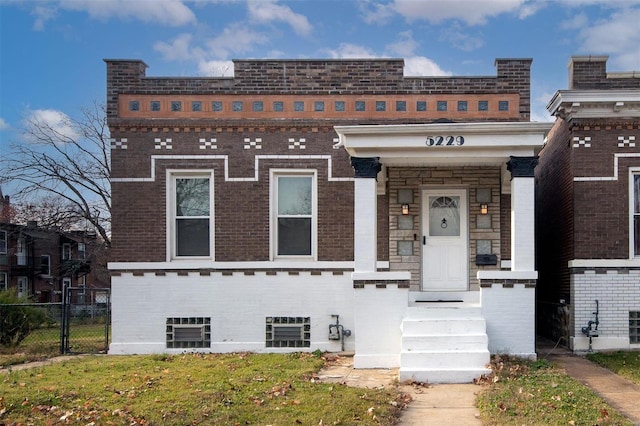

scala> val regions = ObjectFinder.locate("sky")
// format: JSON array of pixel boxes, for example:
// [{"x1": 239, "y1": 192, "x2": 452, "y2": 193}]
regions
[{"x1": 1, "y1": 0, "x2": 639, "y2": 154}]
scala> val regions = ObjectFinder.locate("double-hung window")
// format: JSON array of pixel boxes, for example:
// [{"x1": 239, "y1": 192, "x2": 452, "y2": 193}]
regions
[
  {"x1": 271, "y1": 171, "x2": 317, "y2": 259},
  {"x1": 62, "y1": 243, "x2": 72, "y2": 261},
  {"x1": 40, "y1": 255, "x2": 51, "y2": 276},
  {"x1": 632, "y1": 172, "x2": 640, "y2": 257},
  {"x1": 170, "y1": 172, "x2": 214, "y2": 259},
  {"x1": 0, "y1": 230, "x2": 6, "y2": 254}
]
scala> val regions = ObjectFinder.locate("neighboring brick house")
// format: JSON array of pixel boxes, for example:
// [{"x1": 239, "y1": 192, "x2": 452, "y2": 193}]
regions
[
  {"x1": 0, "y1": 220, "x2": 106, "y2": 303},
  {"x1": 538, "y1": 56, "x2": 640, "y2": 352},
  {"x1": 106, "y1": 58, "x2": 550, "y2": 383}
]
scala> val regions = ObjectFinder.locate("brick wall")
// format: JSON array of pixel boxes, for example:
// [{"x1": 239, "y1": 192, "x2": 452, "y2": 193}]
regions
[
  {"x1": 536, "y1": 119, "x2": 574, "y2": 302},
  {"x1": 105, "y1": 58, "x2": 532, "y2": 120},
  {"x1": 569, "y1": 56, "x2": 640, "y2": 90},
  {"x1": 107, "y1": 58, "x2": 532, "y2": 267}
]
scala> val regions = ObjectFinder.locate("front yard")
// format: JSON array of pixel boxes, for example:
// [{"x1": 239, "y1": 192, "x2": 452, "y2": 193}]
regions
[
  {"x1": 0, "y1": 353, "x2": 402, "y2": 425},
  {"x1": 1, "y1": 352, "x2": 637, "y2": 425}
]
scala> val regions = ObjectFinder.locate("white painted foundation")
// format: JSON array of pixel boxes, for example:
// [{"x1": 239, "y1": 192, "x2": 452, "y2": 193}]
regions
[{"x1": 109, "y1": 271, "x2": 355, "y2": 354}]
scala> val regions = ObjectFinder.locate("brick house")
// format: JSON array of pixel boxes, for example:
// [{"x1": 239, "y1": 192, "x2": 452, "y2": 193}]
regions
[
  {"x1": 106, "y1": 58, "x2": 550, "y2": 383},
  {"x1": 0, "y1": 221, "x2": 106, "y2": 303},
  {"x1": 537, "y1": 56, "x2": 640, "y2": 352}
]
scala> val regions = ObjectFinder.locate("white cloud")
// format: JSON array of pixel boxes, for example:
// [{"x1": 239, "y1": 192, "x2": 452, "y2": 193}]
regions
[
  {"x1": 247, "y1": 0, "x2": 312, "y2": 36},
  {"x1": 385, "y1": 31, "x2": 419, "y2": 57},
  {"x1": 23, "y1": 109, "x2": 80, "y2": 143},
  {"x1": 440, "y1": 23, "x2": 484, "y2": 51},
  {"x1": 560, "y1": 12, "x2": 588, "y2": 30},
  {"x1": 197, "y1": 60, "x2": 234, "y2": 77},
  {"x1": 576, "y1": 8, "x2": 640, "y2": 70},
  {"x1": 358, "y1": 0, "x2": 396, "y2": 24},
  {"x1": 0, "y1": 118, "x2": 9, "y2": 131},
  {"x1": 154, "y1": 33, "x2": 205, "y2": 62},
  {"x1": 404, "y1": 57, "x2": 452, "y2": 76},
  {"x1": 206, "y1": 23, "x2": 269, "y2": 58},
  {"x1": 531, "y1": 91, "x2": 555, "y2": 123},
  {"x1": 58, "y1": 0, "x2": 196, "y2": 26},
  {"x1": 324, "y1": 43, "x2": 378, "y2": 59},
  {"x1": 392, "y1": 0, "x2": 527, "y2": 26},
  {"x1": 31, "y1": 5, "x2": 57, "y2": 31}
]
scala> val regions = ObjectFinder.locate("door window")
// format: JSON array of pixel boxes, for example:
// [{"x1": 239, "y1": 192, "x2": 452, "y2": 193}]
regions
[{"x1": 429, "y1": 196, "x2": 460, "y2": 237}]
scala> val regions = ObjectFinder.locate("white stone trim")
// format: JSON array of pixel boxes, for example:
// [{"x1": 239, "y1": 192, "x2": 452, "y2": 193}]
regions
[
  {"x1": 111, "y1": 155, "x2": 353, "y2": 183},
  {"x1": 352, "y1": 271, "x2": 411, "y2": 281},
  {"x1": 568, "y1": 259, "x2": 640, "y2": 268},
  {"x1": 108, "y1": 260, "x2": 390, "y2": 271},
  {"x1": 574, "y1": 153, "x2": 640, "y2": 182},
  {"x1": 547, "y1": 89, "x2": 640, "y2": 119},
  {"x1": 477, "y1": 270, "x2": 538, "y2": 280}
]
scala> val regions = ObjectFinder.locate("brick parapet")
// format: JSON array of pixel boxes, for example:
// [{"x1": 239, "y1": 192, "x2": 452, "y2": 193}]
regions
[
  {"x1": 569, "y1": 56, "x2": 640, "y2": 90},
  {"x1": 105, "y1": 58, "x2": 532, "y2": 120}
]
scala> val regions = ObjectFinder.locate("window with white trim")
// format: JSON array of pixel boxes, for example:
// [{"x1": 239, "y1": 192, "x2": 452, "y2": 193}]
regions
[
  {"x1": 17, "y1": 276, "x2": 28, "y2": 298},
  {"x1": 0, "y1": 230, "x2": 6, "y2": 254},
  {"x1": 633, "y1": 173, "x2": 640, "y2": 257},
  {"x1": 170, "y1": 173, "x2": 214, "y2": 258},
  {"x1": 40, "y1": 255, "x2": 51, "y2": 276},
  {"x1": 17, "y1": 238, "x2": 27, "y2": 265},
  {"x1": 0, "y1": 272, "x2": 7, "y2": 291},
  {"x1": 62, "y1": 243, "x2": 72, "y2": 261},
  {"x1": 78, "y1": 243, "x2": 86, "y2": 260},
  {"x1": 271, "y1": 171, "x2": 316, "y2": 258}
]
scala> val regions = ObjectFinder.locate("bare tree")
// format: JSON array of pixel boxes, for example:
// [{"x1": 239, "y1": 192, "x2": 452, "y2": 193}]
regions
[{"x1": 0, "y1": 102, "x2": 111, "y2": 246}]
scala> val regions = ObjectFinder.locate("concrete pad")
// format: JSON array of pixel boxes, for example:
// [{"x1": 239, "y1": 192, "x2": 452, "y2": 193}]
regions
[{"x1": 318, "y1": 355, "x2": 482, "y2": 425}]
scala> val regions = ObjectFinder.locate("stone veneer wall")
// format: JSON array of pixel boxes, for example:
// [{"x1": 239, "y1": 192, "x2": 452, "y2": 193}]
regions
[{"x1": 387, "y1": 166, "x2": 502, "y2": 290}]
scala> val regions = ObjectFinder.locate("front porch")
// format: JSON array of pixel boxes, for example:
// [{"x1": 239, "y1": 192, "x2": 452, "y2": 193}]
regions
[{"x1": 337, "y1": 122, "x2": 550, "y2": 383}]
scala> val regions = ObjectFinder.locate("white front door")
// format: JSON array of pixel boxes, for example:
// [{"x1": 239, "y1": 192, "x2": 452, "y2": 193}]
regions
[{"x1": 422, "y1": 189, "x2": 468, "y2": 291}]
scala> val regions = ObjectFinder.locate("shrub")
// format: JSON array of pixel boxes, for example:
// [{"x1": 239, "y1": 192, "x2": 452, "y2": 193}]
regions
[{"x1": 0, "y1": 290, "x2": 46, "y2": 347}]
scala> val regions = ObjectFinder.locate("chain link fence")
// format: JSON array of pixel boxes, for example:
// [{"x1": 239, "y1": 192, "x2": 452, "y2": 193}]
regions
[
  {"x1": 0, "y1": 288, "x2": 110, "y2": 365},
  {"x1": 0, "y1": 303, "x2": 63, "y2": 357}
]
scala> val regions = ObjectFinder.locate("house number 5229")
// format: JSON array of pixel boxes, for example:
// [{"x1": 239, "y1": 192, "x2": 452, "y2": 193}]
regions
[{"x1": 425, "y1": 136, "x2": 465, "y2": 146}]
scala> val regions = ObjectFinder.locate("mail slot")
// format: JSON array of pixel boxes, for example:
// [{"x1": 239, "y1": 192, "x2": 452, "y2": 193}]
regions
[{"x1": 476, "y1": 254, "x2": 498, "y2": 265}]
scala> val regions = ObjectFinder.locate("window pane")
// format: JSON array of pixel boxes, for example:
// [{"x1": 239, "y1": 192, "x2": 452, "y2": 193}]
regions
[
  {"x1": 278, "y1": 177, "x2": 311, "y2": 215},
  {"x1": 177, "y1": 219, "x2": 210, "y2": 256},
  {"x1": 278, "y1": 218, "x2": 311, "y2": 255},
  {"x1": 176, "y1": 178, "x2": 209, "y2": 216},
  {"x1": 635, "y1": 175, "x2": 640, "y2": 213},
  {"x1": 429, "y1": 196, "x2": 460, "y2": 237}
]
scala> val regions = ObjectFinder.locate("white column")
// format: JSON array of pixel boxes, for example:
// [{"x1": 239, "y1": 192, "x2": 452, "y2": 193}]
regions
[
  {"x1": 508, "y1": 157, "x2": 538, "y2": 271},
  {"x1": 354, "y1": 177, "x2": 377, "y2": 273},
  {"x1": 351, "y1": 157, "x2": 381, "y2": 273}
]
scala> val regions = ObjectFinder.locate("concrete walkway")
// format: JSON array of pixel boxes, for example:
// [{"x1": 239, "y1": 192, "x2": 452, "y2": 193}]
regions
[
  {"x1": 317, "y1": 355, "x2": 482, "y2": 425},
  {"x1": 547, "y1": 353, "x2": 640, "y2": 424}
]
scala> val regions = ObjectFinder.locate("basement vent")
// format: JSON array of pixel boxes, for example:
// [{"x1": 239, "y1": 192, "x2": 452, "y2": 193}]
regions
[
  {"x1": 166, "y1": 317, "x2": 211, "y2": 349},
  {"x1": 266, "y1": 316, "x2": 310, "y2": 348},
  {"x1": 631, "y1": 311, "x2": 640, "y2": 344}
]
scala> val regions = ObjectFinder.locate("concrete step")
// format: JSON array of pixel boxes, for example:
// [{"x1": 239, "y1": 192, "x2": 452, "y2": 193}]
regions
[
  {"x1": 400, "y1": 350, "x2": 490, "y2": 369},
  {"x1": 402, "y1": 333, "x2": 488, "y2": 352},
  {"x1": 405, "y1": 305, "x2": 482, "y2": 318},
  {"x1": 399, "y1": 367, "x2": 492, "y2": 384},
  {"x1": 401, "y1": 317, "x2": 487, "y2": 335}
]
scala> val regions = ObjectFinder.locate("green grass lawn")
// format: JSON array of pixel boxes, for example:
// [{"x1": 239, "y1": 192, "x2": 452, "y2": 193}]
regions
[
  {"x1": 0, "y1": 323, "x2": 109, "y2": 368},
  {"x1": 0, "y1": 353, "x2": 403, "y2": 425},
  {"x1": 476, "y1": 356, "x2": 633, "y2": 425},
  {"x1": 587, "y1": 350, "x2": 640, "y2": 385}
]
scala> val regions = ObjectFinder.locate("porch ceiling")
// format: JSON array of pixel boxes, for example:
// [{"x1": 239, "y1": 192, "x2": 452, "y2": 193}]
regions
[{"x1": 334, "y1": 122, "x2": 552, "y2": 166}]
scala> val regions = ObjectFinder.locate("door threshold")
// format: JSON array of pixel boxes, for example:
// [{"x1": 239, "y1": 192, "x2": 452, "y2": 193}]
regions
[{"x1": 409, "y1": 291, "x2": 479, "y2": 304}]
